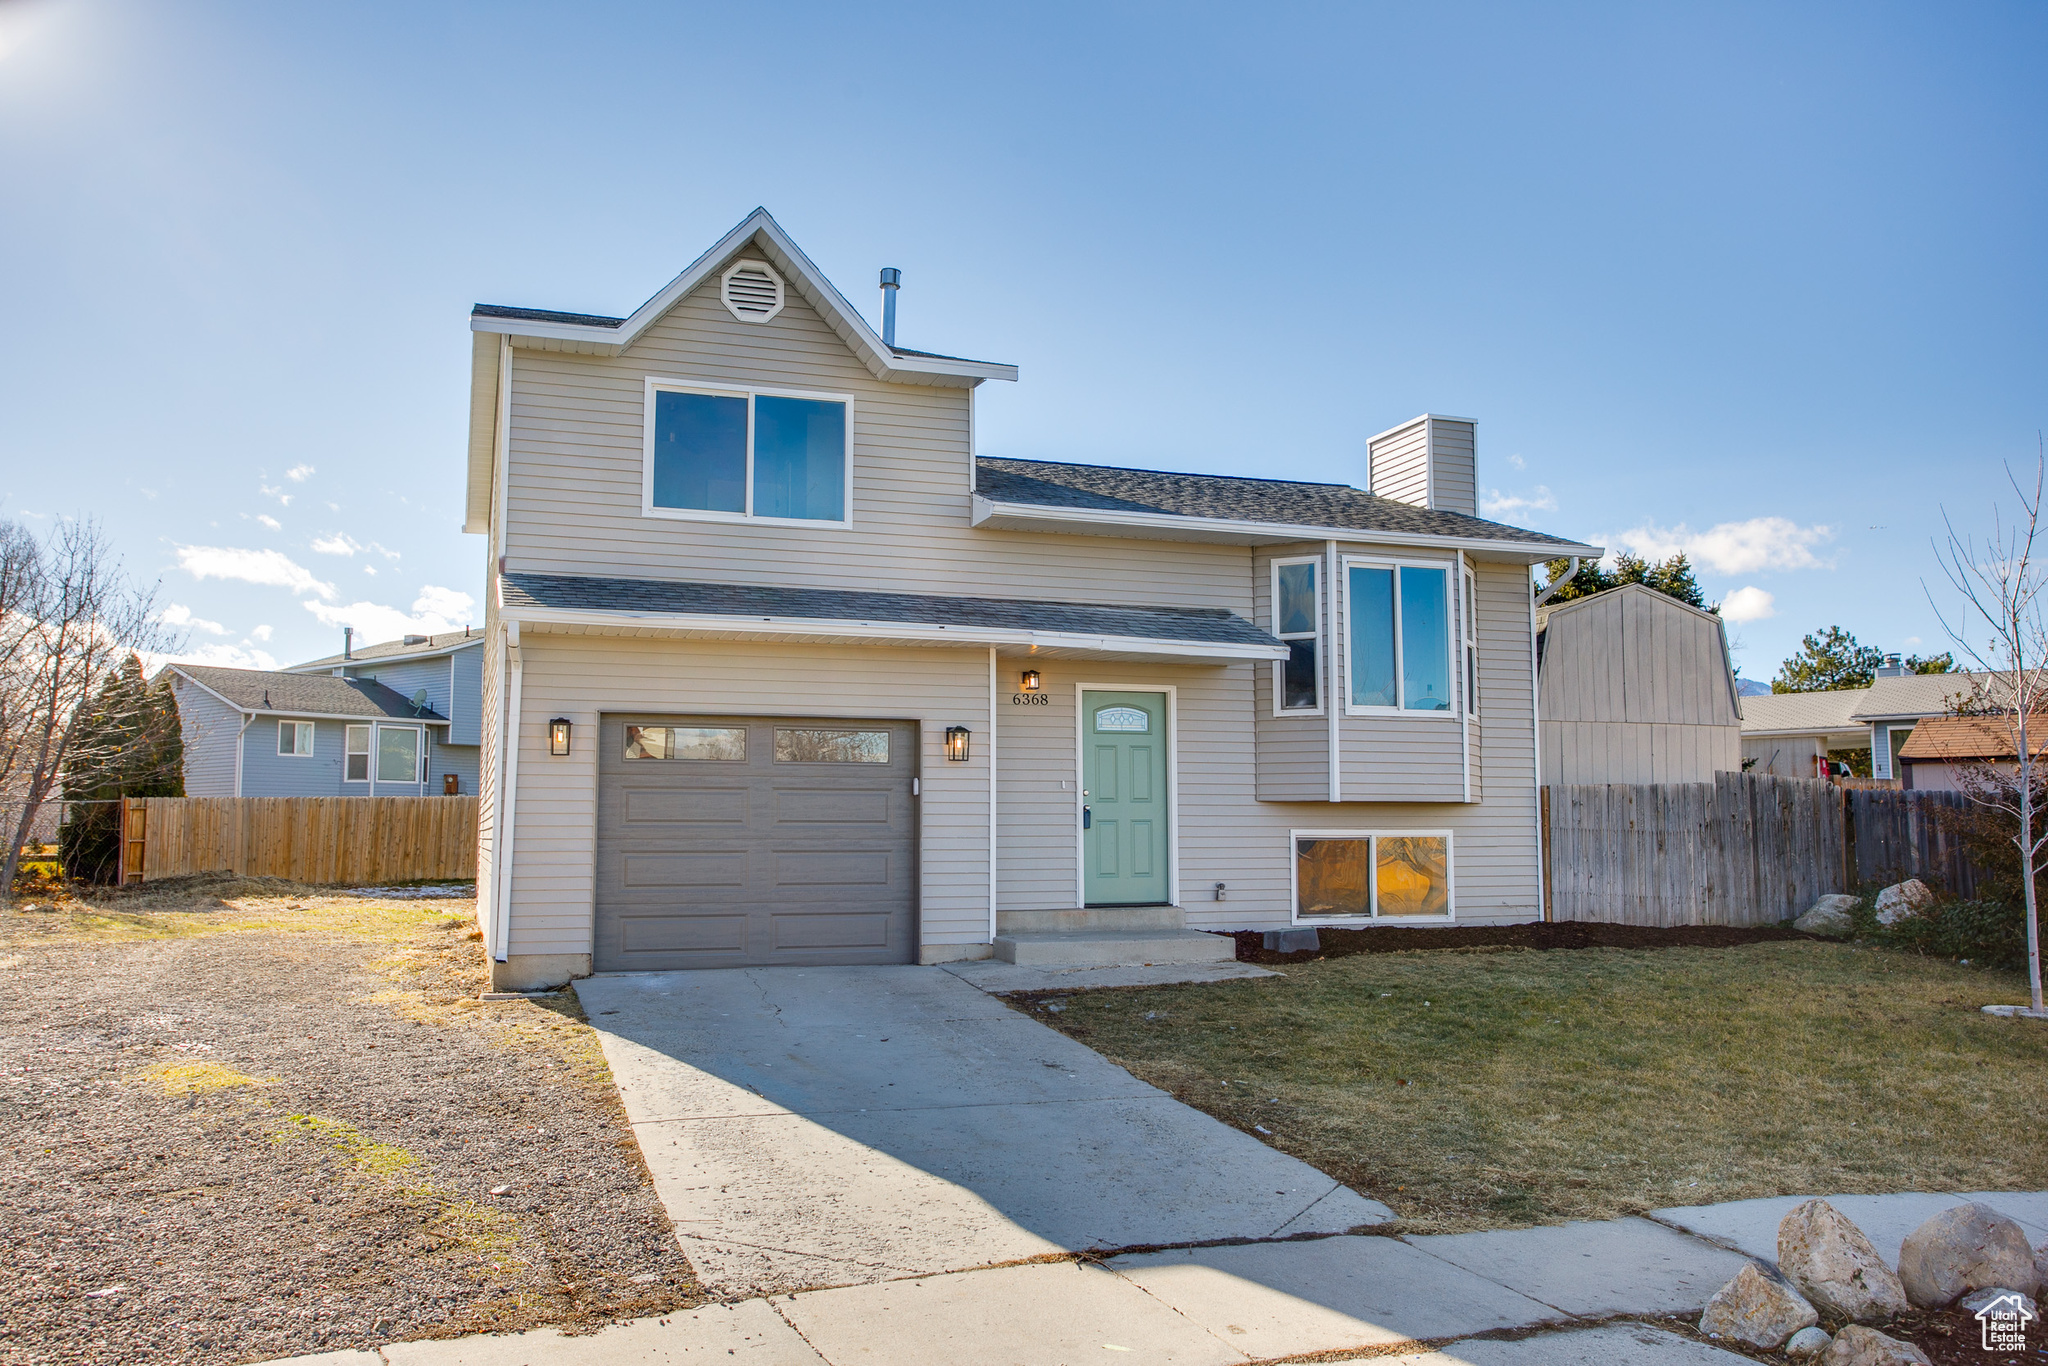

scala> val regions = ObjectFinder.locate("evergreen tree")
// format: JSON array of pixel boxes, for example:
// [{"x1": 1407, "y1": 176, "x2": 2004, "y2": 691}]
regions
[
  {"x1": 1537, "y1": 552, "x2": 1715, "y2": 612},
  {"x1": 1771, "y1": 626, "x2": 1885, "y2": 694},
  {"x1": 1907, "y1": 651, "x2": 1954, "y2": 674},
  {"x1": 56, "y1": 655, "x2": 183, "y2": 884}
]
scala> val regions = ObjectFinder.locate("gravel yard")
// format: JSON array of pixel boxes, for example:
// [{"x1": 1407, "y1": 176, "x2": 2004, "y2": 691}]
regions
[{"x1": 0, "y1": 880, "x2": 699, "y2": 1366}]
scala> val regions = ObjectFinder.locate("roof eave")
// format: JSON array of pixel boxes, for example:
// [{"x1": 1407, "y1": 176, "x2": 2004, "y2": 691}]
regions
[{"x1": 970, "y1": 495, "x2": 1601, "y2": 561}]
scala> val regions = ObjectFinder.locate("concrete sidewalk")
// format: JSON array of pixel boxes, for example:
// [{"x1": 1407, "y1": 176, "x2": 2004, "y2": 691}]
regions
[{"x1": 257, "y1": 1189, "x2": 2048, "y2": 1365}]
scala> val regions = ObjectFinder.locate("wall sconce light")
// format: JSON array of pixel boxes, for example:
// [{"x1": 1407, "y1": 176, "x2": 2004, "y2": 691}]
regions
[
  {"x1": 1020, "y1": 669, "x2": 1042, "y2": 692},
  {"x1": 944, "y1": 725, "x2": 971, "y2": 762},
  {"x1": 548, "y1": 717, "x2": 572, "y2": 756}
]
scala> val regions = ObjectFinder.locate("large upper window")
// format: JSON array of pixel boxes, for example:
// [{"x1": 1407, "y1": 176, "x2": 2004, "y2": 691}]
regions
[
  {"x1": 644, "y1": 381, "x2": 850, "y2": 526},
  {"x1": 1346, "y1": 562, "x2": 1454, "y2": 713},
  {"x1": 1271, "y1": 558, "x2": 1321, "y2": 714}
]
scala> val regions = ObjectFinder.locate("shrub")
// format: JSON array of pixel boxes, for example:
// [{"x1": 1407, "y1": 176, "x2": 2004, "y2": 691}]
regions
[{"x1": 1877, "y1": 897, "x2": 2030, "y2": 970}]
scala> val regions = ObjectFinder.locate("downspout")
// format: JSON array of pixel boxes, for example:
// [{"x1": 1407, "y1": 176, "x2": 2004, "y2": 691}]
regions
[
  {"x1": 1326, "y1": 540, "x2": 1341, "y2": 803},
  {"x1": 493, "y1": 620, "x2": 523, "y2": 965},
  {"x1": 1529, "y1": 564, "x2": 1548, "y2": 920},
  {"x1": 233, "y1": 712, "x2": 253, "y2": 797},
  {"x1": 988, "y1": 646, "x2": 998, "y2": 946},
  {"x1": 1534, "y1": 557, "x2": 1579, "y2": 608}
]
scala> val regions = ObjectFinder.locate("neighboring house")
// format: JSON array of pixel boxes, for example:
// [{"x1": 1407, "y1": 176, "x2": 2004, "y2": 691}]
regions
[
  {"x1": 1852, "y1": 670, "x2": 1982, "y2": 782},
  {"x1": 1534, "y1": 583, "x2": 1741, "y2": 784},
  {"x1": 1738, "y1": 689, "x2": 1870, "y2": 778},
  {"x1": 286, "y1": 630, "x2": 486, "y2": 795},
  {"x1": 158, "y1": 665, "x2": 453, "y2": 798},
  {"x1": 1893, "y1": 714, "x2": 2045, "y2": 792},
  {"x1": 464, "y1": 207, "x2": 1601, "y2": 990}
]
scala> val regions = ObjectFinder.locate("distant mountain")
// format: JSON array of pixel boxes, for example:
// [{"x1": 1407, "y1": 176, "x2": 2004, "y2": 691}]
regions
[{"x1": 1735, "y1": 677, "x2": 1772, "y2": 697}]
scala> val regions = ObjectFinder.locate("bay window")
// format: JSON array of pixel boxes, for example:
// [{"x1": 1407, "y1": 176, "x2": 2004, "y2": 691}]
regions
[
  {"x1": 1271, "y1": 557, "x2": 1321, "y2": 714},
  {"x1": 1346, "y1": 561, "x2": 1455, "y2": 713},
  {"x1": 644, "y1": 380, "x2": 850, "y2": 526}
]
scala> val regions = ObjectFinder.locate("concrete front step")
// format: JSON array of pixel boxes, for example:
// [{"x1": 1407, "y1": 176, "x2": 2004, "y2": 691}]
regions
[
  {"x1": 996, "y1": 905, "x2": 1185, "y2": 934},
  {"x1": 992, "y1": 928, "x2": 1236, "y2": 966}
]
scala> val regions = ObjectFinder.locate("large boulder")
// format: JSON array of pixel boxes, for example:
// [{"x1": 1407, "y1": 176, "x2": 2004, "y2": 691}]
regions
[
  {"x1": 1786, "y1": 1326, "x2": 1832, "y2": 1359},
  {"x1": 1820, "y1": 1325, "x2": 1932, "y2": 1365},
  {"x1": 1898, "y1": 1202, "x2": 2039, "y2": 1306},
  {"x1": 1795, "y1": 894, "x2": 1860, "y2": 937},
  {"x1": 1873, "y1": 879, "x2": 1935, "y2": 926},
  {"x1": 1779, "y1": 1198, "x2": 1911, "y2": 1322},
  {"x1": 1959, "y1": 1286, "x2": 2037, "y2": 1318},
  {"x1": 1700, "y1": 1262, "x2": 1820, "y2": 1348}
]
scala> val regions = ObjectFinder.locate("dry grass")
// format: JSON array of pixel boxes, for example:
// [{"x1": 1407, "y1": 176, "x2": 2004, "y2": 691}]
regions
[{"x1": 1024, "y1": 941, "x2": 2048, "y2": 1233}]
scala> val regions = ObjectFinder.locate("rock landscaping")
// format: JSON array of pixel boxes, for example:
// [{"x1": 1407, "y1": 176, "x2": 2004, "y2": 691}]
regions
[
  {"x1": 1794, "y1": 893, "x2": 1860, "y2": 938},
  {"x1": 1874, "y1": 878, "x2": 1936, "y2": 926},
  {"x1": 1700, "y1": 1197, "x2": 2044, "y2": 1364}
]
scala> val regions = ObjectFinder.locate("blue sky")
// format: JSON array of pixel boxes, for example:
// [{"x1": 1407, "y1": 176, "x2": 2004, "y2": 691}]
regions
[{"x1": 1, "y1": 1, "x2": 2042, "y2": 680}]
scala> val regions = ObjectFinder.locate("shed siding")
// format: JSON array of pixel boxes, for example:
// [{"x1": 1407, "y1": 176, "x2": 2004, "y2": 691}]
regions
[
  {"x1": 171, "y1": 681, "x2": 244, "y2": 798},
  {"x1": 502, "y1": 281, "x2": 1249, "y2": 612}
]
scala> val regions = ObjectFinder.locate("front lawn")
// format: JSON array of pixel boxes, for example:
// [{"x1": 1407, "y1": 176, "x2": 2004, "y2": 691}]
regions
[{"x1": 1018, "y1": 939, "x2": 2048, "y2": 1233}]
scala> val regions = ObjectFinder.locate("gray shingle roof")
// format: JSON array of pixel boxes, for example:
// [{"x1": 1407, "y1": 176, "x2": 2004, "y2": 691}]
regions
[
  {"x1": 291, "y1": 630, "x2": 484, "y2": 672},
  {"x1": 500, "y1": 573, "x2": 1282, "y2": 649},
  {"x1": 471, "y1": 304, "x2": 625, "y2": 329},
  {"x1": 1850, "y1": 671, "x2": 2003, "y2": 721},
  {"x1": 170, "y1": 666, "x2": 449, "y2": 722},
  {"x1": 974, "y1": 457, "x2": 1589, "y2": 548},
  {"x1": 1738, "y1": 689, "x2": 1870, "y2": 734}
]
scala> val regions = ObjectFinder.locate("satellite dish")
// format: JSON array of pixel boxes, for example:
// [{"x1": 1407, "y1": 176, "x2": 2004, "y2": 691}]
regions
[{"x1": 410, "y1": 688, "x2": 429, "y2": 715}]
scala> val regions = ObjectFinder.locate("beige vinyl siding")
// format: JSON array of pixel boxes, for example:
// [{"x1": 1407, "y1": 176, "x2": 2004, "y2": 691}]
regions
[
  {"x1": 497, "y1": 633, "x2": 992, "y2": 960},
  {"x1": 502, "y1": 281, "x2": 1250, "y2": 611},
  {"x1": 1538, "y1": 586, "x2": 1742, "y2": 784},
  {"x1": 1428, "y1": 419, "x2": 1477, "y2": 517},
  {"x1": 1251, "y1": 544, "x2": 1330, "y2": 800},
  {"x1": 1368, "y1": 419, "x2": 1430, "y2": 508}
]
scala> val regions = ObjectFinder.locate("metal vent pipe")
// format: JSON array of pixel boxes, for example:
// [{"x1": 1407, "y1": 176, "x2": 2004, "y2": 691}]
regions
[{"x1": 879, "y1": 267, "x2": 900, "y2": 347}]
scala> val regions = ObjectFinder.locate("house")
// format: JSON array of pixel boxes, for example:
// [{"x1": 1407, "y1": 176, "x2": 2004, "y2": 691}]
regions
[
  {"x1": 464, "y1": 208, "x2": 1601, "y2": 990},
  {"x1": 159, "y1": 665, "x2": 455, "y2": 797},
  {"x1": 286, "y1": 629, "x2": 486, "y2": 794},
  {"x1": 1738, "y1": 689, "x2": 1870, "y2": 777},
  {"x1": 1853, "y1": 669, "x2": 1982, "y2": 782},
  {"x1": 1893, "y1": 714, "x2": 2046, "y2": 792},
  {"x1": 1534, "y1": 583, "x2": 1741, "y2": 784}
]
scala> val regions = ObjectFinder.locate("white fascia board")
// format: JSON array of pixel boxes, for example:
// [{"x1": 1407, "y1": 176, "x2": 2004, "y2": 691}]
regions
[
  {"x1": 463, "y1": 332, "x2": 499, "y2": 534},
  {"x1": 469, "y1": 208, "x2": 1018, "y2": 386},
  {"x1": 501, "y1": 604, "x2": 1290, "y2": 663},
  {"x1": 971, "y1": 495, "x2": 1601, "y2": 563}
]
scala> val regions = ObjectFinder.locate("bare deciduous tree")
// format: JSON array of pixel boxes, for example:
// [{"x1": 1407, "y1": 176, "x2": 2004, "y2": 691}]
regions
[
  {"x1": 0, "y1": 518, "x2": 179, "y2": 898},
  {"x1": 1929, "y1": 453, "x2": 2048, "y2": 1014}
]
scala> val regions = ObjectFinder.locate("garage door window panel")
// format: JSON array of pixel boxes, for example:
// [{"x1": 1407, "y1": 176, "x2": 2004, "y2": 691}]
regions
[
  {"x1": 625, "y1": 725, "x2": 746, "y2": 761},
  {"x1": 775, "y1": 728, "x2": 889, "y2": 763}
]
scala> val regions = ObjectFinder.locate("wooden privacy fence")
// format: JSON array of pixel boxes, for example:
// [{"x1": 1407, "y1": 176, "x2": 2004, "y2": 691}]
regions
[
  {"x1": 1847, "y1": 788, "x2": 1979, "y2": 898},
  {"x1": 121, "y1": 797, "x2": 478, "y2": 885}
]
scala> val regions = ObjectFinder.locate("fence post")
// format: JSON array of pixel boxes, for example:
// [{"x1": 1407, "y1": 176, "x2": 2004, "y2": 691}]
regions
[
  {"x1": 121, "y1": 798, "x2": 145, "y2": 885},
  {"x1": 1540, "y1": 785, "x2": 1553, "y2": 922}
]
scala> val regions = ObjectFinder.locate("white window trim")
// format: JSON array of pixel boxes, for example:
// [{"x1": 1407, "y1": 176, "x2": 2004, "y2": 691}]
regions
[
  {"x1": 1288, "y1": 828, "x2": 1456, "y2": 926},
  {"x1": 374, "y1": 723, "x2": 424, "y2": 788},
  {"x1": 343, "y1": 723, "x2": 371, "y2": 784},
  {"x1": 1339, "y1": 555, "x2": 1460, "y2": 719},
  {"x1": 640, "y1": 376, "x2": 856, "y2": 530},
  {"x1": 1269, "y1": 555, "x2": 1325, "y2": 718},
  {"x1": 277, "y1": 720, "x2": 315, "y2": 757},
  {"x1": 1461, "y1": 565, "x2": 1479, "y2": 720}
]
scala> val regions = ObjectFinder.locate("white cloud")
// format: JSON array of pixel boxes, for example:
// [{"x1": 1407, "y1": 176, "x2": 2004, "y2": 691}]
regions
[
  {"x1": 286, "y1": 464, "x2": 315, "y2": 482},
  {"x1": 175, "y1": 545, "x2": 336, "y2": 599},
  {"x1": 260, "y1": 482, "x2": 293, "y2": 507},
  {"x1": 1720, "y1": 586, "x2": 1776, "y2": 623},
  {"x1": 164, "y1": 642, "x2": 281, "y2": 671},
  {"x1": 250, "y1": 624, "x2": 274, "y2": 642},
  {"x1": 1903, "y1": 635, "x2": 1922, "y2": 648},
  {"x1": 310, "y1": 532, "x2": 400, "y2": 560},
  {"x1": 364, "y1": 565, "x2": 377, "y2": 575},
  {"x1": 1617, "y1": 516, "x2": 1834, "y2": 575},
  {"x1": 257, "y1": 514, "x2": 281, "y2": 531},
  {"x1": 1507, "y1": 454, "x2": 1526, "y2": 470},
  {"x1": 159, "y1": 603, "x2": 230, "y2": 636},
  {"x1": 1481, "y1": 485, "x2": 1558, "y2": 518},
  {"x1": 303, "y1": 585, "x2": 477, "y2": 644}
]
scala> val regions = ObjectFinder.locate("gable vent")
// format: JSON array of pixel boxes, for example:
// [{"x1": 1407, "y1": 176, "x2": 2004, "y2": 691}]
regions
[{"x1": 720, "y1": 259, "x2": 786, "y2": 322}]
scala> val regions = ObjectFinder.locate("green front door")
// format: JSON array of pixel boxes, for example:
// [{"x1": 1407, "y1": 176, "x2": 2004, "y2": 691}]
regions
[{"x1": 1083, "y1": 690, "x2": 1170, "y2": 905}]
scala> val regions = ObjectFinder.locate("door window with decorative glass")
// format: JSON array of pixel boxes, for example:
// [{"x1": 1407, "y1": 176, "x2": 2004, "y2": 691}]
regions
[
  {"x1": 1271, "y1": 557, "x2": 1321, "y2": 714},
  {"x1": 645, "y1": 381, "x2": 850, "y2": 525},
  {"x1": 1346, "y1": 562, "x2": 1454, "y2": 713}
]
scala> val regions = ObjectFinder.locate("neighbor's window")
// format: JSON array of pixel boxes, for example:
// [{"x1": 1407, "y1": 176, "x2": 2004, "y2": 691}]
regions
[
  {"x1": 774, "y1": 728, "x2": 889, "y2": 763},
  {"x1": 1294, "y1": 833, "x2": 1451, "y2": 920},
  {"x1": 376, "y1": 726, "x2": 420, "y2": 784},
  {"x1": 344, "y1": 725, "x2": 370, "y2": 782},
  {"x1": 1272, "y1": 558, "x2": 1321, "y2": 713},
  {"x1": 1347, "y1": 563, "x2": 1453, "y2": 712},
  {"x1": 278, "y1": 720, "x2": 315, "y2": 757},
  {"x1": 624, "y1": 725, "x2": 746, "y2": 761},
  {"x1": 648, "y1": 383, "x2": 849, "y2": 524}
]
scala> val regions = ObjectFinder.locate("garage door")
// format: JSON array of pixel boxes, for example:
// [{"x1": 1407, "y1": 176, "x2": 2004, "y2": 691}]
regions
[{"x1": 594, "y1": 715, "x2": 918, "y2": 971}]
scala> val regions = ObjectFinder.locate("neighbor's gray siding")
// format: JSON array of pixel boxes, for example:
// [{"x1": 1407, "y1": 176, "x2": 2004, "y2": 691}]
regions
[
  {"x1": 1743, "y1": 733, "x2": 1826, "y2": 778},
  {"x1": 449, "y1": 646, "x2": 484, "y2": 746},
  {"x1": 1538, "y1": 587, "x2": 1742, "y2": 784},
  {"x1": 345, "y1": 655, "x2": 454, "y2": 723},
  {"x1": 170, "y1": 678, "x2": 244, "y2": 797},
  {"x1": 432, "y1": 744, "x2": 481, "y2": 797},
  {"x1": 500, "y1": 276, "x2": 1251, "y2": 613},
  {"x1": 238, "y1": 716, "x2": 342, "y2": 796}
]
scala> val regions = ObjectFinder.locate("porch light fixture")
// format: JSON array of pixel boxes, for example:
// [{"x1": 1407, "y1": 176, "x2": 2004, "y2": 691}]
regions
[
  {"x1": 944, "y1": 726, "x2": 971, "y2": 762},
  {"x1": 1020, "y1": 669, "x2": 1042, "y2": 692},
  {"x1": 548, "y1": 717, "x2": 572, "y2": 756}
]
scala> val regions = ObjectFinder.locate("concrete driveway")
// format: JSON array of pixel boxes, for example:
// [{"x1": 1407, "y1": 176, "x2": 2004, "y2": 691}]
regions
[{"x1": 574, "y1": 965, "x2": 1388, "y2": 1296}]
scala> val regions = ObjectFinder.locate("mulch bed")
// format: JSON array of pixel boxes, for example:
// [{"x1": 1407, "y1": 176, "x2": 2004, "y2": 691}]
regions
[
  {"x1": 1889, "y1": 1306, "x2": 2048, "y2": 1365},
  {"x1": 0, "y1": 921, "x2": 699, "y2": 1366},
  {"x1": 1229, "y1": 920, "x2": 1816, "y2": 964}
]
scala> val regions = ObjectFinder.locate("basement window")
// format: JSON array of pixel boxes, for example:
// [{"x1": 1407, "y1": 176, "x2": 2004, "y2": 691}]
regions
[
  {"x1": 643, "y1": 380, "x2": 851, "y2": 527},
  {"x1": 1292, "y1": 832, "x2": 1452, "y2": 921}
]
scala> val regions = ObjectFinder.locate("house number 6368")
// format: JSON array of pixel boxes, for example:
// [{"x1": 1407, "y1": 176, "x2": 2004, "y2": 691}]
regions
[{"x1": 1011, "y1": 694, "x2": 1050, "y2": 705}]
